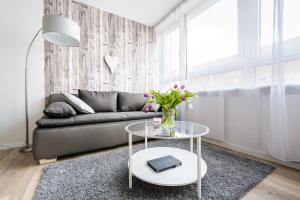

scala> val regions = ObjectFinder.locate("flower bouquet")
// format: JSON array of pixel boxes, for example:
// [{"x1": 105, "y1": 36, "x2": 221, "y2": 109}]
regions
[{"x1": 144, "y1": 84, "x2": 197, "y2": 128}]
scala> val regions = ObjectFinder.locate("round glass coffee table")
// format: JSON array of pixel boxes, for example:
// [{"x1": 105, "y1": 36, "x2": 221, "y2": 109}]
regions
[{"x1": 125, "y1": 121, "x2": 209, "y2": 199}]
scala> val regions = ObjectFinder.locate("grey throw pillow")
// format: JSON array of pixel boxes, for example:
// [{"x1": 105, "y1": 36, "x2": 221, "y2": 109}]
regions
[
  {"x1": 78, "y1": 90, "x2": 118, "y2": 112},
  {"x1": 118, "y1": 92, "x2": 147, "y2": 111},
  {"x1": 62, "y1": 92, "x2": 95, "y2": 114},
  {"x1": 43, "y1": 102, "x2": 76, "y2": 118},
  {"x1": 48, "y1": 93, "x2": 80, "y2": 104}
]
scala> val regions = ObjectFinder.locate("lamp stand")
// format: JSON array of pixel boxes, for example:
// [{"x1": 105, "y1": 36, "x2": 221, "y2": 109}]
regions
[
  {"x1": 20, "y1": 144, "x2": 32, "y2": 153},
  {"x1": 20, "y1": 28, "x2": 42, "y2": 153}
]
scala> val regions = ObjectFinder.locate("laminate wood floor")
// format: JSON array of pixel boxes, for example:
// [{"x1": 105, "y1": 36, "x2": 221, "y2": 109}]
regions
[{"x1": 0, "y1": 144, "x2": 299, "y2": 200}]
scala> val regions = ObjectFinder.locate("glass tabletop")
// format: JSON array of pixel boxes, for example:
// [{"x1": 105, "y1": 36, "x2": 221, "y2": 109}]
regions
[{"x1": 125, "y1": 121, "x2": 209, "y2": 139}]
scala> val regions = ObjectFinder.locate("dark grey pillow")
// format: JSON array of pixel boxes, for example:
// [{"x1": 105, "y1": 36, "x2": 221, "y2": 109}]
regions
[
  {"x1": 118, "y1": 92, "x2": 147, "y2": 111},
  {"x1": 48, "y1": 93, "x2": 79, "y2": 104},
  {"x1": 43, "y1": 102, "x2": 77, "y2": 118},
  {"x1": 78, "y1": 90, "x2": 118, "y2": 112}
]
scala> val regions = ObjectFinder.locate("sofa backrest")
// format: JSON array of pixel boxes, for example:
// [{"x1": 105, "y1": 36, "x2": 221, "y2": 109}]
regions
[
  {"x1": 78, "y1": 90, "x2": 118, "y2": 112},
  {"x1": 47, "y1": 91, "x2": 148, "y2": 112},
  {"x1": 117, "y1": 92, "x2": 147, "y2": 112}
]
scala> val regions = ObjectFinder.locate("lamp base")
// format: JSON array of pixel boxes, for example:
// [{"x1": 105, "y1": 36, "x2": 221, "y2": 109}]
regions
[{"x1": 20, "y1": 145, "x2": 32, "y2": 153}]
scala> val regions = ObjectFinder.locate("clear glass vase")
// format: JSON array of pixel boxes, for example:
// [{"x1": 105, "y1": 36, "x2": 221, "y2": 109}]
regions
[{"x1": 161, "y1": 108, "x2": 176, "y2": 128}]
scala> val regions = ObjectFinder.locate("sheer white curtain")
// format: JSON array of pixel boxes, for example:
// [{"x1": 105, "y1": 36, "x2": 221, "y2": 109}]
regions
[
  {"x1": 156, "y1": 0, "x2": 300, "y2": 162},
  {"x1": 269, "y1": 0, "x2": 292, "y2": 161}
]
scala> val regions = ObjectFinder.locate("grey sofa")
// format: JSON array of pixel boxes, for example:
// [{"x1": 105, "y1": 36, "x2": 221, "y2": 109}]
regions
[{"x1": 33, "y1": 92, "x2": 162, "y2": 163}]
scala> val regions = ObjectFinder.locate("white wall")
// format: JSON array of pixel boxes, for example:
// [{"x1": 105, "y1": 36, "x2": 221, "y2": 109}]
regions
[{"x1": 0, "y1": 0, "x2": 44, "y2": 149}]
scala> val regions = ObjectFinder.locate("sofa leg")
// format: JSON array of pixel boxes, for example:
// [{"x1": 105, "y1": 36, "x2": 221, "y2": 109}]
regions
[{"x1": 38, "y1": 158, "x2": 57, "y2": 165}]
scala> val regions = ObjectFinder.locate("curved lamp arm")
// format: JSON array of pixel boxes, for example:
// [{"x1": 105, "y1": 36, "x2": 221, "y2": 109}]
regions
[
  {"x1": 20, "y1": 15, "x2": 80, "y2": 153},
  {"x1": 21, "y1": 27, "x2": 42, "y2": 153}
]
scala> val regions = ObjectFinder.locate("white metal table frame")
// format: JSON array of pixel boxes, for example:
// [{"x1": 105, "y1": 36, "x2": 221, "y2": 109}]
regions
[{"x1": 128, "y1": 129, "x2": 206, "y2": 199}]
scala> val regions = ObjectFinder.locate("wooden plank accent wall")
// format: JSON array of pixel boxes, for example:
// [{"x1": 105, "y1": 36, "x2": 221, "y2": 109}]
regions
[{"x1": 44, "y1": 0, "x2": 157, "y2": 98}]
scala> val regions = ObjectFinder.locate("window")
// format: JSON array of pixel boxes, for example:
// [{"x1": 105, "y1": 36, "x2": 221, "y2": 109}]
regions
[
  {"x1": 256, "y1": 59, "x2": 300, "y2": 85},
  {"x1": 261, "y1": 0, "x2": 300, "y2": 47},
  {"x1": 259, "y1": 0, "x2": 300, "y2": 85},
  {"x1": 186, "y1": 70, "x2": 242, "y2": 91},
  {"x1": 260, "y1": 0, "x2": 274, "y2": 47},
  {"x1": 159, "y1": 0, "x2": 300, "y2": 91},
  {"x1": 283, "y1": 0, "x2": 300, "y2": 41},
  {"x1": 187, "y1": 0, "x2": 238, "y2": 69},
  {"x1": 256, "y1": 65, "x2": 272, "y2": 85},
  {"x1": 210, "y1": 70, "x2": 242, "y2": 88},
  {"x1": 163, "y1": 27, "x2": 180, "y2": 82},
  {"x1": 283, "y1": 59, "x2": 300, "y2": 84}
]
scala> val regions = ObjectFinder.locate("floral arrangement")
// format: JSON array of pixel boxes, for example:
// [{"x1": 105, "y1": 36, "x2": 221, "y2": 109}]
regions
[{"x1": 144, "y1": 84, "x2": 197, "y2": 128}]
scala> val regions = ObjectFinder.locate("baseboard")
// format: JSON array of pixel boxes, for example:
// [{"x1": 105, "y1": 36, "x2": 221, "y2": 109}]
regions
[
  {"x1": 0, "y1": 142, "x2": 24, "y2": 150},
  {"x1": 202, "y1": 137, "x2": 300, "y2": 171}
]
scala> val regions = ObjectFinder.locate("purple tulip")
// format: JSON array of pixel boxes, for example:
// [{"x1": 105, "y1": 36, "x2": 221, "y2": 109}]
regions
[
  {"x1": 180, "y1": 85, "x2": 186, "y2": 90},
  {"x1": 144, "y1": 93, "x2": 149, "y2": 98},
  {"x1": 174, "y1": 84, "x2": 178, "y2": 89},
  {"x1": 181, "y1": 96, "x2": 187, "y2": 101},
  {"x1": 144, "y1": 108, "x2": 149, "y2": 113},
  {"x1": 148, "y1": 104, "x2": 154, "y2": 110}
]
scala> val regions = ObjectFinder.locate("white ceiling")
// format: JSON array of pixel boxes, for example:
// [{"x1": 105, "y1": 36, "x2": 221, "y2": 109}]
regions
[{"x1": 79, "y1": 0, "x2": 182, "y2": 26}]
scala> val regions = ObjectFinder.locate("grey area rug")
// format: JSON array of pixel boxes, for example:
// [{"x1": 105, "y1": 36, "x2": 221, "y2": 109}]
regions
[{"x1": 35, "y1": 140, "x2": 275, "y2": 200}]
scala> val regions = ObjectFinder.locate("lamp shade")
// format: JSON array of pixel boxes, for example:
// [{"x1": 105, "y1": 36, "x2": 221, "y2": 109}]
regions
[{"x1": 42, "y1": 15, "x2": 80, "y2": 47}]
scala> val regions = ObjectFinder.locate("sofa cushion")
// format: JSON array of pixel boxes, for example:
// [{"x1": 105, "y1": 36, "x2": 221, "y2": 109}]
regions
[
  {"x1": 36, "y1": 116, "x2": 75, "y2": 128},
  {"x1": 118, "y1": 92, "x2": 147, "y2": 111},
  {"x1": 79, "y1": 90, "x2": 118, "y2": 112},
  {"x1": 43, "y1": 102, "x2": 76, "y2": 118},
  {"x1": 121, "y1": 111, "x2": 162, "y2": 120},
  {"x1": 36, "y1": 112, "x2": 128, "y2": 128},
  {"x1": 73, "y1": 112, "x2": 127, "y2": 125},
  {"x1": 62, "y1": 92, "x2": 95, "y2": 114}
]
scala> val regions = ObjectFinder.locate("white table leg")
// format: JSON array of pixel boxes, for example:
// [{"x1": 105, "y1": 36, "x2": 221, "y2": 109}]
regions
[
  {"x1": 197, "y1": 136, "x2": 201, "y2": 198},
  {"x1": 190, "y1": 138, "x2": 193, "y2": 152},
  {"x1": 129, "y1": 133, "x2": 132, "y2": 189}
]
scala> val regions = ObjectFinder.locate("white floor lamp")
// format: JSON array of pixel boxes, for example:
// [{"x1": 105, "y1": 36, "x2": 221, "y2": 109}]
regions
[{"x1": 20, "y1": 15, "x2": 80, "y2": 153}]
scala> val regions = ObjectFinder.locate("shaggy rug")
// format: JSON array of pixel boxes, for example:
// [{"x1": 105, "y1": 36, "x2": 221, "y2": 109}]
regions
[{"x1": 35, "y1": 140, "x2": 275, "y2": 200}]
